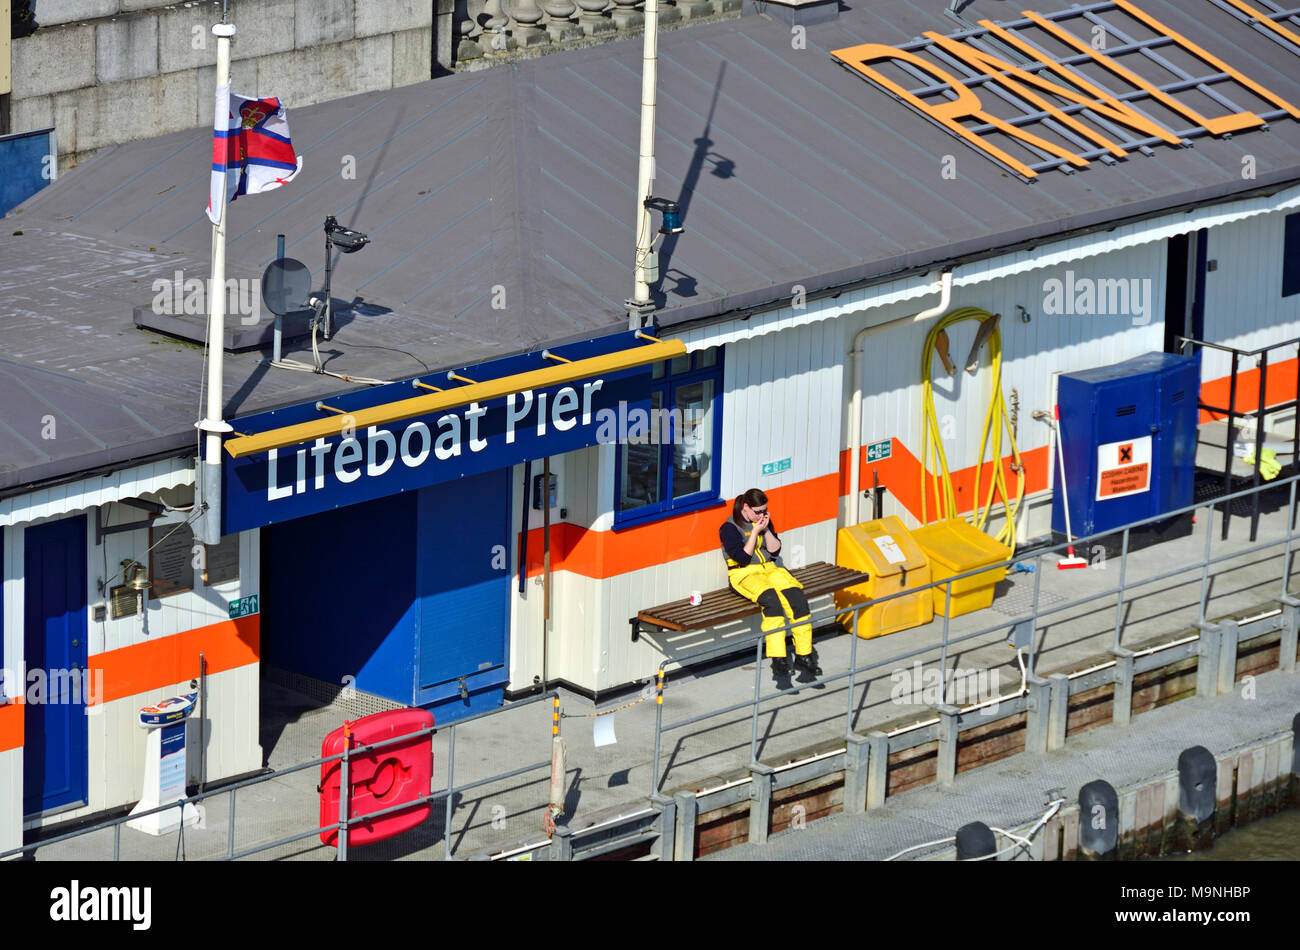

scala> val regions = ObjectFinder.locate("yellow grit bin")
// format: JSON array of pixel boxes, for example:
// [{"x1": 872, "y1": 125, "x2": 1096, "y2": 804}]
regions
[
  {"x1": 910, "y1": 518, "x2": 1011, "y2": 618},
  {"x1": 835, "y1": 516, "x2": 933, "y2": 638}
]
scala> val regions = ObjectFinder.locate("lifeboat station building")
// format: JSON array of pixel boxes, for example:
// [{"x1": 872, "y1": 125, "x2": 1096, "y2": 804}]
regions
[{"x1": 3, "y1": 0, "x2": 1300, "y2": 853}]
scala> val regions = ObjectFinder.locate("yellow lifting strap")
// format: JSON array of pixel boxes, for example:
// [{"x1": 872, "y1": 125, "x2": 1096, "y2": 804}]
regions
[{"x1": 919, "y1": 307, "x2": 1026, "y2": 555}]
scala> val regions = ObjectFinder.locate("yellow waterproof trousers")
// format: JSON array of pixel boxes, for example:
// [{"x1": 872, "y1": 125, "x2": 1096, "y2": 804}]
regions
[{"x1": 728, "y1": 562, "x2": 813, "y2": 658}]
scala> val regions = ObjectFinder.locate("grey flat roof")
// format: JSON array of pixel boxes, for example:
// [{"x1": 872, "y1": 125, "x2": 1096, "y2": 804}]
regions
[{"x1": 5, "y1": 0, "x2": 1300, "y2": 493}]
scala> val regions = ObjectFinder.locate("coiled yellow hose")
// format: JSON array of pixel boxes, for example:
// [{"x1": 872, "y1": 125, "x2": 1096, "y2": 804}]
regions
[{"x1": 919, "y1": 307, "x2": 1026, "y2": 554}]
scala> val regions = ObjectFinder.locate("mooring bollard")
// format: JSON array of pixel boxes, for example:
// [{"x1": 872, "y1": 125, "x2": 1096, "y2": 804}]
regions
[
  {"x1": 1292, "y1": 713, "x2": 1300, "y2": 808},
  {"x1": 955, "y1": 821, "x2": 996, "y2": 861},
  {"x1": 1173, "y1": 745, "x2": 1217, "y2": 852},
  {"x1": 1077, "y1": 779, "x2": 1119, "y2": 860}
]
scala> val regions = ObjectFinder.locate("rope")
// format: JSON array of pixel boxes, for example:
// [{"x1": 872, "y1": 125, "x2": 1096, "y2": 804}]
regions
[
  {"x1": 883, "y1": 798, "x2": 1064, "y2": 861},
  {"x1": 919, "y1": 307, "x2": 1026, "y2": 554}
]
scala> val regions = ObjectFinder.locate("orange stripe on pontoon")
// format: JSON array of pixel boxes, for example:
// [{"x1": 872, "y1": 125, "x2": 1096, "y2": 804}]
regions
[
  {"x1": 90, "y1": 614, "x2": 260, "y2": 705},
  {"x1": 0, "y1": 703, "x2": 24, "y2": 753}
]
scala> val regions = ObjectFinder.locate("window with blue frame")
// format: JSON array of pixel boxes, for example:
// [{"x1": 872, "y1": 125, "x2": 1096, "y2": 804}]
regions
[{"x1": 615, "y1": 347, "x2": 723, "y2": 526}]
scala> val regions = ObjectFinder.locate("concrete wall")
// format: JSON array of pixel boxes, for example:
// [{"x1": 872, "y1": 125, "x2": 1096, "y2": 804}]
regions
[{"x1": 14, "y1": 0, "x2": 433, "y2": 170}]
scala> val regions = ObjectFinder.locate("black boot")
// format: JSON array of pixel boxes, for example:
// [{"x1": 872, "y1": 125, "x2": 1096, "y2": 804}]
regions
[
  {"x1": 769, "y1": 656, "x2": 794, "y2": 690},
  {"x1": 793, "y1": 653, "x2": 822, "y2": 683}
]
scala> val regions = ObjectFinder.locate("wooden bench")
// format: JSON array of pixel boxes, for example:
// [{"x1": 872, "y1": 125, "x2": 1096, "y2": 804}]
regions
[{"x1": 629, "y1": 561, "x2": 870, "y2": 641}]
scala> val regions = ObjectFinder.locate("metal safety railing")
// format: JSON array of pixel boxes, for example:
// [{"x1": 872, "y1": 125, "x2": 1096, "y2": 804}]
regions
[
  {"x1": 8, "y1": 475, "x2": 1299, "y2": 862},
  {"x1": 1180, "y1": 333, "x2": 1300, "y2": 541},
  {"x1": 0, "y1": 689, "x2": 563, "y2": 862},
  {"x1": 647, "y1": 471, "x2": 1300, "y2": 797}
]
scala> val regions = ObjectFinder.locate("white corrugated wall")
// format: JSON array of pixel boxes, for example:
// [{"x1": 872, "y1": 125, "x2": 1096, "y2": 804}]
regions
[
  {"x1": 1201, "y1": 209, "x2": 1300, "y2": 382},
  {"x1": 513, "y1": 209, "x2": 1298, "y2": 697}
]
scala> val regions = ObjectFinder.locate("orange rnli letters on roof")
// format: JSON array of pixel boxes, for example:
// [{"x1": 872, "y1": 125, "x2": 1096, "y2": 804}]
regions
[
  {"x1": 828, "y1": 44, "x2": 1078, "y2": 179},
  {"x1": 830, "y1": 1, "x2": 1300, "y2": 180}
]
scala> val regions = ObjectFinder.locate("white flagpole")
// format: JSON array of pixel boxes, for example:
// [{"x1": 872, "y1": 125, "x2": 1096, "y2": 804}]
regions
[
  {"x1": 627, "y1": 0, "x2": 658, "y2": 330},
  {"x1": 197, "y1": 21, "x2": 237, "y2": 546}
]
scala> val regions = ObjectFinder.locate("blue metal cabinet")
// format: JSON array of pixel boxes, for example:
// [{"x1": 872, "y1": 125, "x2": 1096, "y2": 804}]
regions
[{"x1": 1051, "y1": 353, "x2": 1199, "y2": 538}]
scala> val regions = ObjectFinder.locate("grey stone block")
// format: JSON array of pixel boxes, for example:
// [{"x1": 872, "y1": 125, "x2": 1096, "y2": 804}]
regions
[
  {"x1": 157, "y1": 5, "x2": 218, "y2": 74},
  {"x1": 10, "y1": 93, "x2": 55, "y2": 142},
  {"x1": 33, "y1": 0, "x2": 120, "y2": 27},
  {"x1": 12, "y1": 25, "x2": 97, "y2": 98},
  {"x1": 256, "y1": 35, "x2": 392, "y2": 111},
  {"x1": 96, "y1": 15, "x2": 159, "y2": 84},
  {"x1": 53, "y1": 70, "x2": 197, "y2": 154},
  {"x1": 119, "y1": 0, "x2": 186, "y2": 9},
  {"x1": 296, "y1": 0, "x2": 355, "y2": 47},
  {"x1": 226, "y1": 0, "x2": 297, "y2": 61},
  {"x1": 355, "y1": 0, "x2": 432, "y2": 37},
  {"x1": 392, "y1": 28, "x2": 432, "y2": 87}
]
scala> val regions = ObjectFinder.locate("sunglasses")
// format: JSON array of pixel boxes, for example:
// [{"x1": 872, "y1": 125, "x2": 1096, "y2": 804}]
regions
[{"x1": 750, "y1": 507, "x2": 768, "y2": 515}]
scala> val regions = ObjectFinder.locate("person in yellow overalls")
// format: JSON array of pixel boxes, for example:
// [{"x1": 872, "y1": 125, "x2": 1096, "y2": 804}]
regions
[{"x1": 719, "y1": 489, "x2": 822, "y2": 687}]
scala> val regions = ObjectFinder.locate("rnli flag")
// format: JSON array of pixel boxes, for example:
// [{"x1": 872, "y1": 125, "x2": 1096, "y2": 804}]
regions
[{"x1": 206, "y1": 84, "x2": 303, "y2": 225}]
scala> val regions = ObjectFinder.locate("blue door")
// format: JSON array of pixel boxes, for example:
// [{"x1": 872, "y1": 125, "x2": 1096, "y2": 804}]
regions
[
  {"x1": 262, "y1": 492, "x2": 418, "y2": 705},
  {"x1": 414, "y1": 470, "x2": 511, "y2": 718},
  {"x1": 23, "y1": 515, "x2": 89, "y2": 815}
]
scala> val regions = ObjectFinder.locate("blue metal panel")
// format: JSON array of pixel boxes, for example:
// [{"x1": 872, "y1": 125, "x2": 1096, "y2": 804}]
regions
[
  {"x1": 0, "y1": 129, "x2": 55, "y2": 217},
  {"x1": 262, "y1": 492, "x2": 417, "y2": 704},
  {"x1": 1157, "y1": 359, "x2": 1200, "y2": 520},
  {"x1": 23, "y1": 516, "x2": 88, "y2": 815},
  {"x1": 414, "y1": 469, "x2": 511, "y2": 721},
  {"x1": 1052, "y1": 353, "x2": 1199, "y2": 537}
]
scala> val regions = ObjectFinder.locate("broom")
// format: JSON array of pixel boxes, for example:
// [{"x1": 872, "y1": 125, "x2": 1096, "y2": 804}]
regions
[{"x1": 1052, "y1": 405, "x2": 1088, "y2": 569}]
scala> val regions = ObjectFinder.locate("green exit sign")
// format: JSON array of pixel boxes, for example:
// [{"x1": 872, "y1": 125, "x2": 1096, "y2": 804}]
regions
[
  {"x1": 866, "y1": 440, "x2": 892, "y2": 462},
  {"x1": 229, "y1": 594, "x2": 260, "y2": 619},
  {"x1": 761, "y1": 457, "x2": 792, "y2": 477}
]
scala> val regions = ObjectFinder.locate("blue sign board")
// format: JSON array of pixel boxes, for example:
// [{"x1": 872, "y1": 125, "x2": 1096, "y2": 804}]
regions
[{"x1": 222, "y1": 331, "x2": 658, "y2": 533}]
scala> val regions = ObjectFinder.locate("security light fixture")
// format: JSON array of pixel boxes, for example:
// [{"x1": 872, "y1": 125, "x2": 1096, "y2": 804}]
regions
[
  {"x1": 324, "y1": 215, "x2": 370, "y2": 253},
  {"x1": 318, "y1": 215, "x2": 371, "y2": 339},
  {"x1": 643, "y1": 197, "x2": 683, "y2": 236}
]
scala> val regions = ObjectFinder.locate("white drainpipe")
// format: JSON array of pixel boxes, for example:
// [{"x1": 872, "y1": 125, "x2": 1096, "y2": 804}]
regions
[{"x1": 847, "y1": 268, "x2": 953, "y2": 526}]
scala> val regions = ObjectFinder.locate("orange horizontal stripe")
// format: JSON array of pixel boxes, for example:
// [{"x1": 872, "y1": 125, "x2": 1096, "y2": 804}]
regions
[
  {"x1": 91, "y1": 614, "x2": 260, "y2": 705},
  {"x1": 838, "y1": 439, "x2": 1049, "y2": 524},
  {"x1": 0, "y1": 703, "x2": 24, "y2": 753},
  {"x1": 519, "y1": 475, "x2": 841, "y2": 580},
  {"x1": 1200, "y1": 357, "x2": 1298, "y2": 423},
  {"x1": 516, "y1": 438, "x2": 1048, "y2": 581}
]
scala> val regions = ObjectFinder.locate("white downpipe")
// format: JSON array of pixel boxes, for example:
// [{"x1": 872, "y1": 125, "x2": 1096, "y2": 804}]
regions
[
  {"x1": 847, "y1": 269, "x2": 952, "y2": 526},
  {"x1": 197, "y1": 22, "x2": 237, "y2": 545},
  {"x1": 628, "y1": 0, "x2": 658, "y2": 328}
]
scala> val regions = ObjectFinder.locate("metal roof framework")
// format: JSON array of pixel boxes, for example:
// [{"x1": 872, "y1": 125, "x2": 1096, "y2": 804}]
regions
[
  {"x1": 835, "y1": 0, "x2": 1300, "y2": 181},
  {"x1": 1210, "y1": 0, "x2": 1300, "y2": 53}
]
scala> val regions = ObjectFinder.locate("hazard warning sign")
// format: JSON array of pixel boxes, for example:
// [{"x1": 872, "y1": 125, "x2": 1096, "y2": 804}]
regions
[{"x1": 1096, "y1": 435, "x2": 1151, "y2": 500}]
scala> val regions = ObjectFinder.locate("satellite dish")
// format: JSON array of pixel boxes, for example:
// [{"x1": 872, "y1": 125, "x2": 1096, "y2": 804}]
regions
[{"x1": 261, "y1": 258, "x2": 312, "y2": 316}]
